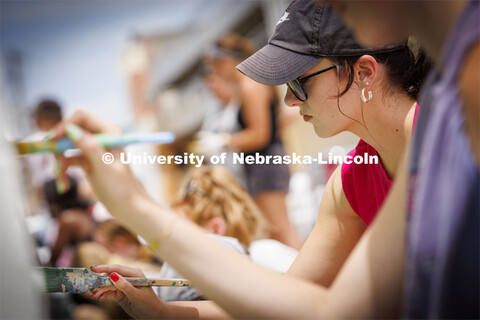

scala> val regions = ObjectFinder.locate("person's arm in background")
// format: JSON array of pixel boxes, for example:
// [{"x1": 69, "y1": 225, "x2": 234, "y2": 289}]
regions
[
  {"x1": 55, "y1": 111, "x2": 408, "y2": 318},
  {"x1": 226, "y1": 74, "x2": 273, "y2": 152},
  {"x1": 459, "y1": 41, "x2": 480, "y2": 168},
  {"x1": 277, "y1": 103, "x2": 300, "y2": 131},
  {"x1": 287, "y1": 165, "x2": 367, "y2": 287}
]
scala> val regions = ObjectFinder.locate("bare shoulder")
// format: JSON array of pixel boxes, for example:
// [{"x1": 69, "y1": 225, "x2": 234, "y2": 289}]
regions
[
  {"x1": 238, "y1": 73, "x2": 270, "y2": 95},
  {"x1": 321, "y1": 164, "x2": 358, "y2": 220},
  {"x1": 286, "y1": 164, "x2": 365, "y2": 287}
]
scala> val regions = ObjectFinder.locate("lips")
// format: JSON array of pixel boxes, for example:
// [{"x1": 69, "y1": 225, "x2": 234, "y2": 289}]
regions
[
  {"x1": 302, "y1": 115, "x2": 313, "y2": 122},
  {"x1": 300, "y1": 112, "x2": 313, "y2": 122}
]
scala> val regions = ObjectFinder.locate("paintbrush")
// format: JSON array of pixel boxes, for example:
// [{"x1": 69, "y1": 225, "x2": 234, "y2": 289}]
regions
[
  {"x1": 41, "y1": 267, "x2": 190, "y2": 294},
  {"x1": 16, "y1": 131, "x2": 175, "y2": 155}
]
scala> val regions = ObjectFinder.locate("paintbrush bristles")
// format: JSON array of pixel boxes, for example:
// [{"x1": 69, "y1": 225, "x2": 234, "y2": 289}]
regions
[{"x1": 42, "y1": 267, "x2": 68, "y2": 293}]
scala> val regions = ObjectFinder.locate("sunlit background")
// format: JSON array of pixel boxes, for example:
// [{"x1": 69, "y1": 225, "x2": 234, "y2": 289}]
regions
[{"x1": 1, "y1": 0, "x2": 288, "y2": 136}]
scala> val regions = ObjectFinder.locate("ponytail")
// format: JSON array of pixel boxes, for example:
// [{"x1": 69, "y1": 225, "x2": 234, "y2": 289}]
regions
[
  {"x1": 377, "y1": 39, "x2": 431, "y2": 100},
  {"x1": 331, "y1": 38, "x2": 432, "y2": 100},
  {"x1": 399, "y1": 38, "x2": 432, "y2": 99}
]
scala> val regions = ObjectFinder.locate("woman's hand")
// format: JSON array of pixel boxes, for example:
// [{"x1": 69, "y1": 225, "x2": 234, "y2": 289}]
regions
[
  {"x1": 90, "y1": 264, "x2": 166, "y2": 319},
  {"x1": 51, "y1": 111, "x2": 152, "y2": 220}
]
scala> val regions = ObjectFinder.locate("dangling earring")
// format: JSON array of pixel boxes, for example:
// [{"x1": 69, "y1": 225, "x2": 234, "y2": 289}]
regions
[{"x1": 361, "y1": 82, "x2": 373, "y2": 103}]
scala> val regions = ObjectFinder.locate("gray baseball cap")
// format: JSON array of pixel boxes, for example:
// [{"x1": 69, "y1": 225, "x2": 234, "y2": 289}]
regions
[{"x1": 237, "y1": 0, "x2": 406, "y2": 86}]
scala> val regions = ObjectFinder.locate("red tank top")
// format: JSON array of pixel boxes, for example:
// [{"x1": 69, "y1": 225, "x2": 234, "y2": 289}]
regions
[{"x1": 341, "y1": 104, "x2": 419, "y2": 226}]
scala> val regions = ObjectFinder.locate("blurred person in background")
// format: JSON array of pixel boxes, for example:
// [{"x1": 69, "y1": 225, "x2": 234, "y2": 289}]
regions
[
  {"x1": 76, "y1": 219, "x2": 161, "y2": 273},
  {"x1": 25, "y1": 99, "x2": 64, "y2": 213},
  {"x1": 26, "y1": 99, "x2": 92, "y2": 201},
  {"x1": 195, "y1": 66, "x2": 247, "y2": 187},
  {"x1": 24, "y1": 99, "x2": 95, "y2": 267},
  {"x1": 171, "y1": 166, "x2": 268, "y2": 251},
  {"x1": 44, "y1": 175, "x2": 93, "y2": 266},
  {"x1": 33, "y1": 99, "x2": 63, "y2": 132},
  {"x1": 169, "y1": 166, "x2": 298, "y2": 274},
  {"x1": 197, "y1": 33, "x2": 303, "y2": 250}
]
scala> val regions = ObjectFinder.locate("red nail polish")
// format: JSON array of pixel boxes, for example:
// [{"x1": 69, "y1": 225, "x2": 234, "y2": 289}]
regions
[{"x1": 110, "y1": 272, "x2": 119, "y2": 282}]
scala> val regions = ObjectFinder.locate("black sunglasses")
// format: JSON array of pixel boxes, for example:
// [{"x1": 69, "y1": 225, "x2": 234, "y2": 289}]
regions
[{"x1": 286, "y1": 65, "x2": 337, "y2": 101}]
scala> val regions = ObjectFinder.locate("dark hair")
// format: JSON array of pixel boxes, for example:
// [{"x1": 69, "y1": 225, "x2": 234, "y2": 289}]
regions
[
  {"x1": 44, "y1": 176, "x2": 90, "y2": 217},
  {"x1": 330, "y1": 44, "x2": 431, "y2": 100},
  {"x1": 33, "y1": 99, "x2": 63, "y2": 124}
]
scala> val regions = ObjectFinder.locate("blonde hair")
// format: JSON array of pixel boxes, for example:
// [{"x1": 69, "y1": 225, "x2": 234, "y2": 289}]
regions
[{"x1": 172, "y1": 166, "x2": 267, "y2": 247}]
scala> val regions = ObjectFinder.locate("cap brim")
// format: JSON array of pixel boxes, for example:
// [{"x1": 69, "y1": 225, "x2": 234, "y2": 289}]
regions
[{"x1": 236, "y1": 44, "x2": 322, "y2": 86}]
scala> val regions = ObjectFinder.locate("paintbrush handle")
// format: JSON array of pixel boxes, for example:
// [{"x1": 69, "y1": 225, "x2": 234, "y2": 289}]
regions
[
  {"x1": 125, "y1": 277, "x2": 191, "y2": 287},
  {"x1": 16, "y1": 132, "x2": 176, "y2": 154}
]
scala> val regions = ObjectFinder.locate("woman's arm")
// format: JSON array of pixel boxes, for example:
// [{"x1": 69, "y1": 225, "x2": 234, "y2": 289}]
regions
[
  {"x1": 120, "y1": 167, "x2": 406, "y2": 319},
  {"x1": 165, "y1": 301, "x2": 231, "y2": 319},
  {"x1": 287, "y1": 165, "x2": 367, "y2": 287},
  {"x1": 226, "y1": 74, "x2": 273, "y2": 152},
  {"x1": 329, "y1": 153, "x2": 408, "y2": 317},
  {"x1": 96, "y1": 168, "x2": 406, "y2": 319}
]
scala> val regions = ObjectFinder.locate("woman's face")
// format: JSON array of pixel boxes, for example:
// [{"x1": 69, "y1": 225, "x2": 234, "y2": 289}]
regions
[
  {"x1": 204, "y1": 72, "x2": 233, "y2": 104},
  {"x1": 328, "y1": 1, "x2": 410, "y2": 47},
  {"x1": 284, "y1": 58, "x2": 360, "y2": 138},
  {"x1": 208, "y1": 56, "x2": 237, "y2": 81}
]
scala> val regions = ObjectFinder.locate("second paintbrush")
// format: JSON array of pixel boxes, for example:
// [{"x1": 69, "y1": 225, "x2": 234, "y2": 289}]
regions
[{"x1": 16, "y1": 132, "x2": 175, "y2": 155}]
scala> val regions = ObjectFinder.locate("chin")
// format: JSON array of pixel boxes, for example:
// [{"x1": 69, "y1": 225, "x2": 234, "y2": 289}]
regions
[{"x1": 313, "y1": 127, "x2": 334, "y2": 139}]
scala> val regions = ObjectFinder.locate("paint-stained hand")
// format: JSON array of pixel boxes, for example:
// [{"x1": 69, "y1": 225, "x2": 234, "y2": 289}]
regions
[{"x1": 90, "y1": 264, "x2": 166, "y2": 319}]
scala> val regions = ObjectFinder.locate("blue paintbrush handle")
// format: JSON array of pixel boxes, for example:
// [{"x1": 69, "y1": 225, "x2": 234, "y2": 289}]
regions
[{"x1": 54, "y1": 132, "x2": 175, "y2": 152}]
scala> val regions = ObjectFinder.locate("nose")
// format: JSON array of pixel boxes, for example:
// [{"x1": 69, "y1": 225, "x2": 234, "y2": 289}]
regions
[{"x1": 284, "y1": 86, "x2": 303, "y2": 107}]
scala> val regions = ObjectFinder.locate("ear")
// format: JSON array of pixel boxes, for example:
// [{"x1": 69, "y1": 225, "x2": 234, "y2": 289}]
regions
[
  {"x1": 204, "y1": 217, "x2": 228, "y2": 236},
  {"x1": 354, "y1": 55, "x2": 378, "y2": 87}
]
